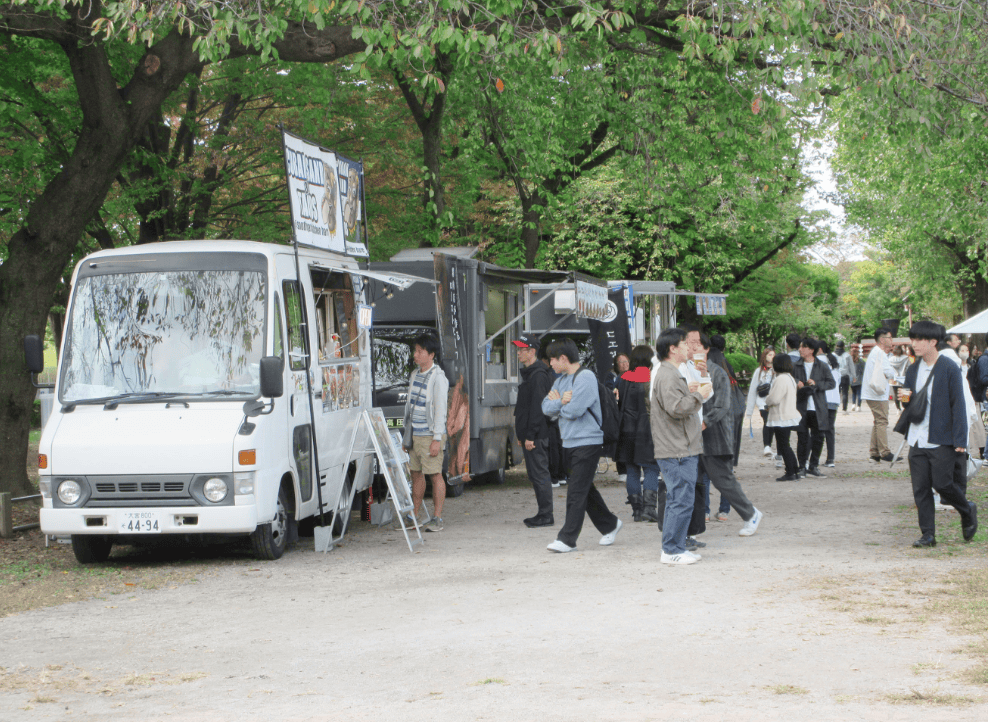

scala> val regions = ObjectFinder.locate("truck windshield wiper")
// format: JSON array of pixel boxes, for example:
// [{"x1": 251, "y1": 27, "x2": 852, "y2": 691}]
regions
[
  {"x1": 101, "y1": 392, "x2": 189, "y2": 409},
  {"x1": 61, "y1": 392, "x2": 188, "y2": 411},
  {"x1": 193, "y1": 390, "x2": 255, "y2": 397}
]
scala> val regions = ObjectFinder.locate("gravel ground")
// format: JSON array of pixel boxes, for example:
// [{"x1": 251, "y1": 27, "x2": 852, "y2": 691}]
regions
[{"x1": 1, "y1": 406, "x2": 987, "y2": 721}]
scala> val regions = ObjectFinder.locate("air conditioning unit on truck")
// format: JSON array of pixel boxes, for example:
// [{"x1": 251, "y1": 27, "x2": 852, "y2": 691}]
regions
[{"x1": 25, "y1": 240, "x2": 430, "y2": 563}]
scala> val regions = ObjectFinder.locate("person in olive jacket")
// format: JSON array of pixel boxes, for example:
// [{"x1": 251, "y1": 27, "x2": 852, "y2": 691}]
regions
[
  {"x1": 513, "y1": 334, "x2": 555, "y2": 527},
  {"x1": 793, "y1": 337, "x2": 836, "y2": 478}
]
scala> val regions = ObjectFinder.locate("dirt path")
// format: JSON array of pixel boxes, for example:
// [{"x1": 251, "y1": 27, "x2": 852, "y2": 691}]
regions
[{"x1": 2, "y1": 407, "x2": 987, "y2": 721}]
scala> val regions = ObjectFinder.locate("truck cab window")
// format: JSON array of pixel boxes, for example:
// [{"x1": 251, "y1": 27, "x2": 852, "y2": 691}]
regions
[
  {"x1": 309, "y1": 268, "x2": 358, "y2": 362},
  {"x1": 273, "y1": 293, "x2": 284, "y2": 359},
  {"x1": 283, "y1": 280, "x2": 308, "y2": 371}
]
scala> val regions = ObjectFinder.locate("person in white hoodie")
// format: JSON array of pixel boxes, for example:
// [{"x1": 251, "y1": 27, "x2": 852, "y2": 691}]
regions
[{"x1": 861, "y1": 327, "x2": 897, "y2": 462}]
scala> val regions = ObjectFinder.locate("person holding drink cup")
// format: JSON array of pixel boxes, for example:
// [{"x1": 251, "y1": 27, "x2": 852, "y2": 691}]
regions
[{"x1": 900, "y1": 321, "x2": 978, "y2": 548}]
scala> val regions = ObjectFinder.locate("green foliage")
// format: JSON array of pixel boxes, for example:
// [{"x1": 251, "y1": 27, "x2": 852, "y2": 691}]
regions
[{"x1": 725, "y1": 352, "x2": 758, "y2": 375}]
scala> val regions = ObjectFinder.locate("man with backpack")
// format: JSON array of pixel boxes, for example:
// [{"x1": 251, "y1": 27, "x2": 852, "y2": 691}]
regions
[{"x1": 541, "y1": 338, "x2": 622, "y2": 553}]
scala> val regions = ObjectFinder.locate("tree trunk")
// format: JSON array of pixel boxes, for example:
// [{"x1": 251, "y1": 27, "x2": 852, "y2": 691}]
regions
[
  {"x1": 0, "y1": 32, "x2": 204, "y2": 496},
  {"x1": 960, "y1": 268, "x2": 988, "y2": 321},
  {"x1": 520, "y1": 190, "x2": 545, "y2": 269}
]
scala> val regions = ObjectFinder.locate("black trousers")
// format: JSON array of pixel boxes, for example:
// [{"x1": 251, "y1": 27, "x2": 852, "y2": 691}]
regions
[
  {"x1": 908, "y1": 445, "x2": 973, "y2": 538},
  {"x1": 774, "y1": 427, "x2": 798, "y2": 475},
  {"x1": 547, "y1": 421, "x2": 565, "y2": 481},
  {"x1": 823, "y1": 407, "x2": 837, "y2": 463},
  {"x1": 759, "y1": 408, "x2": 774, "y2": 447},
  {"x1": 556, "y1": 444, "x2": 618, "y2": 547},
  {"x1": 522, "y1": 438, "x2": 553, "y2": 517},
  {"x1": 839, "y1": 377, "x2": 850, "y2": 411},
  {"x1": 797, "y1": 410, "x2": 826, "y2": 470}
]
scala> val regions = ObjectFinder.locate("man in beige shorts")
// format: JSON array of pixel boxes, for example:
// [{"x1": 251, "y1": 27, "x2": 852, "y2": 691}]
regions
[{"x1": 401, "y1": 333, "x2": 449, "y2": 530}]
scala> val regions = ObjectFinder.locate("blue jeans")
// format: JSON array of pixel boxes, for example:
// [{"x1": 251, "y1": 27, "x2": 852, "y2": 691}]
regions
[
  {"x1": 625, "y1": 461, "x2": 660, "y2": 496},
  {"x1": 702, "y1": 473, "x2": 730, "y2": 516},
  {"x1": 656, "y1": 456, "x2": 699, "y2": 555}
]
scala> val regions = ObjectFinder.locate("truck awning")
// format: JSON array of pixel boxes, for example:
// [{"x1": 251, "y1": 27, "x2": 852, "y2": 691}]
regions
[{"x1": 310, "y1": 264, "x2": 438, "y2": 289}]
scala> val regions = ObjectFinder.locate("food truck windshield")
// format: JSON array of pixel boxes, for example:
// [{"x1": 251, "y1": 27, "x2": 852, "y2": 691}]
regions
[
  {"x1": 59, "y1": 267, "x2": 267, "y2": 404},
  {"x1": 371, "y1": 326, "x2": 430, "y2": 392}
]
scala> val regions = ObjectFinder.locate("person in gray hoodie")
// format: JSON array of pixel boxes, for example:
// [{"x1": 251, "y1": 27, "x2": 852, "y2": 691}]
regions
[{"x1": 541, "y1": 338, "x2": 621, "y2": 553}]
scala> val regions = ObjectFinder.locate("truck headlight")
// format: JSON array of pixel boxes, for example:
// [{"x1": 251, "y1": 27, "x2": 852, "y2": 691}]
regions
[
  {"x1": 57, "y1": 479, "x2": 82, "y2": 505},
  {"x1": 203, "y1": 477, "x2": 229, "y2": 503},
  {"x1": 234, "y1": 472, "x2": 255, "y2": 496}
]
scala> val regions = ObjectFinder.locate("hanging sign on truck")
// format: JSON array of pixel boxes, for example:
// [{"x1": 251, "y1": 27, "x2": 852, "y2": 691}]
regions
[{"x1": 282, "y1": 129, "x2": 368, "y2": 257}]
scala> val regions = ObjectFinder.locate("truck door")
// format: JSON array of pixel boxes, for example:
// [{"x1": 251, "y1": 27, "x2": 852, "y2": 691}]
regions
[{"x1": 274, "y1": 255, "x2": 318, "y2": 522}]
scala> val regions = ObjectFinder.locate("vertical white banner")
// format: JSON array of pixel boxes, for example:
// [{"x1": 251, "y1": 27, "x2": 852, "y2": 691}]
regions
[
  {"x1": 336, "y1": 154, "x2": 368, "y2": 257},
  {"x1": 283, "y1": 131, "x2": 345, "y2": 253}
]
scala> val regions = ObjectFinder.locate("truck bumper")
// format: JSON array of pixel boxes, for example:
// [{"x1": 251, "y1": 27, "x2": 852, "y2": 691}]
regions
[{"x1": 40, "y1": 506, "x2": 258, "y2": 536}]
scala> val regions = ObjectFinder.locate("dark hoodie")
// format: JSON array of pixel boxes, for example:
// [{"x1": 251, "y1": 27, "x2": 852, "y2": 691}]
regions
[{"x1": 514, "y1": 359, "x2": 553, "y2": 442}]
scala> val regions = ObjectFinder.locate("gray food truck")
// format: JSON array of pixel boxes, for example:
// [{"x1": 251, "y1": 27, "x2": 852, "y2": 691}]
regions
[{"x1": 367, "y1": 248, "x2": 582, "y2": 496}]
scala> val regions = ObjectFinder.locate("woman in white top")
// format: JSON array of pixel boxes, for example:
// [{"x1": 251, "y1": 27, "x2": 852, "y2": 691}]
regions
[
  {"x1": 745, "y1": 347, "x2": 776, "y2": 458},
  {"x1": 764, "y1": 354, "x2": 801, "y2": 481},
  {"x1": 819, "y1": 343, "x2": 843, "y2": 467}
]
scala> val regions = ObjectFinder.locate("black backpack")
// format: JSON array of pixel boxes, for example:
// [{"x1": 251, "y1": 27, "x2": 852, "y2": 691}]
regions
[
  {"x1": 578, "y1": 368, "x2": 621, "y2": 445},
  {"x1": 970, "y1": 355, "x2": 988, "y2": 403}
]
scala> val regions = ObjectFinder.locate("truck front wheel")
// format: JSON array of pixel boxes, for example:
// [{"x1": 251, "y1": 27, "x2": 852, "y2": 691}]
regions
[
  {"x1": 71, "y1": 535, "x2": 113, "y2": 564},
  {"x1": 251, "y1": 486, "x2": 295, "y2": 560}
]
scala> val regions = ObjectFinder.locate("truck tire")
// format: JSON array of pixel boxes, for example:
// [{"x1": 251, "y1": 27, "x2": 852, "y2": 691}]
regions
[
  {"x1": 71, "y1": 535, "x2": 113, "y2": 564},
  {"x1": 250, "y1": 485, "x2": 295, "y2": 560}
]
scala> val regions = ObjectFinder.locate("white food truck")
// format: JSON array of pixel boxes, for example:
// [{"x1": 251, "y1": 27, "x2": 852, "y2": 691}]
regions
[{"x1": 25, "y1": 240, "x2": 427, "y2": 563}]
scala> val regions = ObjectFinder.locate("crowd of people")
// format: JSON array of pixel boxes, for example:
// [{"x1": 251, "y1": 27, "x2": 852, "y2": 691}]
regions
[{"x1": 403, "y1": 322, "x2": 982, "y2": 561}]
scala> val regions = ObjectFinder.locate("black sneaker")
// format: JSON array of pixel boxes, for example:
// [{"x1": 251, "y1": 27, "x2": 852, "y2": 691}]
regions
[
  {"x1": 776, "y1": 473, "x2": 799, "y2": 482},
  {"x1": 685, "y1": 536, "x2": 706, "y2": 550},
  {"x1": 797, "y1": 468, "x2": 807, "y2": 479},
  {"x1": 524, "y1": 515, "x2": 554, "y2": 528},
  {"x1": 963, "y1": 502, "x2": 978, "y2": 542},
  {"x1": 869, "y1": 455, "x2": 881, "y2": 463},
  {"x1": 912, "y1": 535, "x2": 937, "y2": 548},
  {"x1": 880, "y1": 453, "x2": 895, "y2": 462},
  {"x1": 805, "y1": 467, "x2": 826, "y2": 478}
]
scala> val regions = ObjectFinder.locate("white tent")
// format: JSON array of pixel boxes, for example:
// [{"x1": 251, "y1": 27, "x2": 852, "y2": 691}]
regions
[{"x1": 947, "y1": 308, "x2": 988, "y2": 334}]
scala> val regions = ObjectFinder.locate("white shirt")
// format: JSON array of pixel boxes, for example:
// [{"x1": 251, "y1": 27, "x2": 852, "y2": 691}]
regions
[
  {"x1": 819, "y1": 356, "x2": 841, "y2": 406},
  {"x1": 906, "y1": 360, "x2": 937, "y2": 449},
  {"x1": 861, "y1": 345, "x2": 896, "y2": 401},
  {"x1": 678, "y1": 360, "x2": 711, "y2": 424}
]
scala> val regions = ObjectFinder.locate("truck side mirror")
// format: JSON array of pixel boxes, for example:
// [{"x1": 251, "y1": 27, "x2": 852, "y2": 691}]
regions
[
  {"x1": 24, "y1": 335, "x2": 45, "y2": 374},
  {"x1": 259, "y1": 356, "x2": 284, "y2": 399}
]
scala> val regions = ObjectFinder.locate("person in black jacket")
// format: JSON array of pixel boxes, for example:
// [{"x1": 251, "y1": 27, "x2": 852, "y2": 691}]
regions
[
  {"x1": 614, "y1": 345, "x2": 659, "y2": 522},
  {"x1": 513, "y1": 334, "x2": 555, "y2": 527},
  {"x1": 900, "y1": 321, "x2": 978, "y2": 548},
  {"x1": 794, "y1": 337, "x2": 836, "y2": 478}
]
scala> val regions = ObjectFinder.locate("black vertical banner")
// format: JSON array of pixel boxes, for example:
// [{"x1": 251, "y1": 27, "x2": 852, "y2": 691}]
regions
[
  {"x1": 587, "y1": 287, "x2": 632, "y2": 379},
  {"x1": 433, "y1": 254, "x2": 472, "y2": 482}
]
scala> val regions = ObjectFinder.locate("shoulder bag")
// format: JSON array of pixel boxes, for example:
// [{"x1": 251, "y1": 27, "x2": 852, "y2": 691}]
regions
[{"x1": 892, "y1": 368, "x2": 936, "y2": 436}]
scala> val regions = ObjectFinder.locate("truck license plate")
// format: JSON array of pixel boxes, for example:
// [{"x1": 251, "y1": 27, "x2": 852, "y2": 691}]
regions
[{"x1": 120, "y1": 512, "x2": 161, "y2": 534}]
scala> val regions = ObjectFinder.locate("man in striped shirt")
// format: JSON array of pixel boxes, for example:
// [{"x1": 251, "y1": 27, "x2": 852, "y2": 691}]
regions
[{"x1": 401, "y1": 333, "x2": 450, "y2": 530}]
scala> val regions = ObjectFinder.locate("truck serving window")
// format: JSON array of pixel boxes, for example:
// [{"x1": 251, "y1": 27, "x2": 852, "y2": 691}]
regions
[
  {"x1": 60, "y1": 269, "x2": 267, "y2": 401},
  {"x1": 371, "y1": 329, "x2": 421, "y2": 391},
  {"x1": 309, "y1": 267, "x2": 358, "y2": 362}
]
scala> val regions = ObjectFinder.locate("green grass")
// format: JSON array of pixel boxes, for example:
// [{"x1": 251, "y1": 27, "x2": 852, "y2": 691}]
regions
[{"x1": 29, "y1": 429, "x2": 41, "y2": 444}]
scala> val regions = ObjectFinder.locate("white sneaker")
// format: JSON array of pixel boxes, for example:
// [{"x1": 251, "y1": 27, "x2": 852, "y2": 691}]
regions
[
  {"x1": 739, "y1": 508, "x2": 763, "y2": 537},
  {"x1": 599, "y1": 518, "x2": 622, "y2": 546},
  {"x1": 617, "y1": 474, "x2": 627, "y2": 483},
  {"x1": 547, "y1": 539, "x2": 576, "y2": 553},
  {"x1": 660, "y1": 551, "x2": 699, "y2": 565},
  {"x1": 776, "y1": 459, "x2": 784, "y2": 468},
  {"x1": 685, "y1": 549, "x2": 702, "y2": 561},
  {"x1": 763, "y1": 445, "x2": 773, "y2": 457}
]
